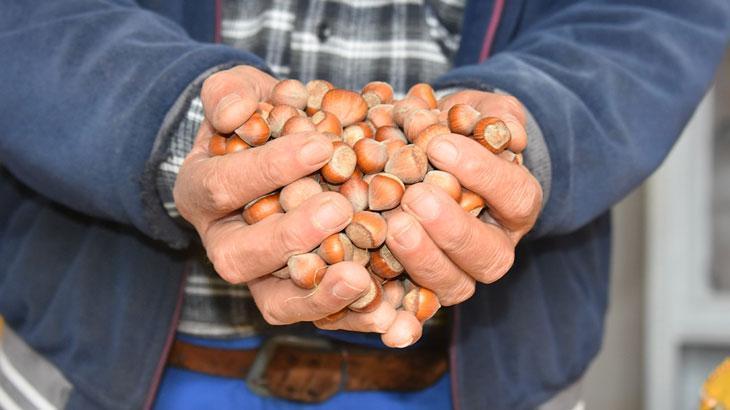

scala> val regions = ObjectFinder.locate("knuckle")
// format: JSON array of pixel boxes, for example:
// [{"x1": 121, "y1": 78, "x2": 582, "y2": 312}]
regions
[
  {"x1": 416, "y1": 253, "x2": 453, "y2": 285},
  {"x1": 257, "y1": 148, "x2": 292, "y2": 187},
  {"x1": 463, "y1": 156, "x2": 495, "y2": 190},
  {"x1": 307, "y1": 296, "x2": 333, "y2": 316},
  {"x1": 207, "y1": 245, "x2": 241, "y2": 284},
  {"x1": 274, "y1": 222, "x2": 312, "y2": 256},
  {"x1": 500, "y1": 95, "x2": 525, "y2": 119},
  {"x1": 260, "y1": 301, "x2": 286, "y2": 326},
  {"x1": 201, "y1": 166, "x2": 233, "y2": 210},
  {"x1": 441, "y1": 219, "x2": 475, "y2": 255},
  {"x1": 508, "y1": 178, "x2": 542, "y2": 222},
  {"x1": 442, "y1": 280, "x2": 475, "y2": 306},
  {"x1": 201, "y1": 71, "x2": 229, "y2": 101},
  {"x1": 484, "y1": 245, "x2": 515, "y2": 283},
  {"x1": 356, "y1": 315, "x2": 378, "y2": 331}
]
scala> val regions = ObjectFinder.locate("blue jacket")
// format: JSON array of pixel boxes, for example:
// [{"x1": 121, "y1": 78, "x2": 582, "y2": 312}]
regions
[{"x1": 0, "y1": 0, "x2": 727, "y2": 409}]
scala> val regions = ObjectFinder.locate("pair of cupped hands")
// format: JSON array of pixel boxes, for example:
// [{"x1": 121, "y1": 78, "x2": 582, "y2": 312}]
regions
[{"x1": 174, "y1": 66, "x2": 542, "y2": 348}]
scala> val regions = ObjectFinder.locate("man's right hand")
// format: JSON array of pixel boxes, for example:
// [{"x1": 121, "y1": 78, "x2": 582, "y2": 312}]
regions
[{"x1": 173, "y1": 66, "x2": 400, "y2": 336}]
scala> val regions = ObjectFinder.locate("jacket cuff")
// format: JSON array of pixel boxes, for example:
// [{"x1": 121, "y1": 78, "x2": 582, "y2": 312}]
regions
[{"x1": 142, "y1": 62, "x2": 269, "y2": 249}]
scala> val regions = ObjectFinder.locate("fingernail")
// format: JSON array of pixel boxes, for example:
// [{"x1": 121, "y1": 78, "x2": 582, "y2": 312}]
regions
[
  {"x1": 390, "y1": 217, "x2": 419, "y2": 249},
  {"x1": 313, "y1": 199, "x2": 351, "y2": 230},
  {"x1": 299, "y1": 137, "x2": 333, "y2": 166},
  {"x1": 428, "y1": 140, "x2": 458, "y2": 165},
  {"x1": 404, "y1": 189, "x2": 440, "y2": 221},
  {"x1": 393, "y1": 335, "x2": 416, "y2": 348},
  {"x1": 332, "y1": 280, "x2": 365, "y2": 300}
]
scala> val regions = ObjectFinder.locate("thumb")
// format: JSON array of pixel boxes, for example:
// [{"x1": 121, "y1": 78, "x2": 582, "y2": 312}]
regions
[{"x1": 200, "y1": 65, "x2": 277, "y2": 133}]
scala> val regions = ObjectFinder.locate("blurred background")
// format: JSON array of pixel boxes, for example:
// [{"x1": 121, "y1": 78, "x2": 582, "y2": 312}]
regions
[{"x1": 581, "y1": 48, "x2": 730, "y2": 409}]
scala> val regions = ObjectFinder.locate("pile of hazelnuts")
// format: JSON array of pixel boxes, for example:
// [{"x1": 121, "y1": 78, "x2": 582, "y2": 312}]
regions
[{"x1": 208, "y1": 79, "x2": 524, "y2": 323}]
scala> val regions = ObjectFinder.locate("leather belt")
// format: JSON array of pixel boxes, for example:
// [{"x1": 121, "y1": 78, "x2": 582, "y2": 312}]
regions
[{"x1": 167, "y1": 335, "x2": 448, "y2": 403}]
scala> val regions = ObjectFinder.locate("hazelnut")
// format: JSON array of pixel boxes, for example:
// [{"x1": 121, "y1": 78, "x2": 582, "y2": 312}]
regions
[
  {"x1": 353, "y1": 138, "x2": 388, "y2": 174},
  {"x1": 257, "y1": 102, "x2": 274, "y2": 120},
  {"x1": 423, "y1": 170, "x2": 461, "y2": 202},
  {"x1": 392, "y1": 96, "x2": 430, "y2": 128},
  {"x1": 321, "y1": 141, "x2": 357, "y2": 184},
  {"x1": 306, "y1": 79, "x2": 334, "y2": 115},
  {"x1": 402, "y1": 287, "x2": 440, "y2": 322},
  {"x1": 322, "y1": 132, "x2": 343, "y2": 143},
  {"x1": 435, "y1": 108, "x2": 448, "y2": 125},
  {"x1": 268, "y1": 105, "x2": 300, "y2": 138},
  {"x1": 242, "y1": 192, "x2": 283, "y2": 224},
  {"x1": 281, "y1": 116, "x2": 316, "y2": 136},
  {"x1": 320, "y1": 309, "x2": 348, "y2": 323},
  {"x1": 447, "y1": 104, "x2": 481, "y2": 135},
  {"x1": 473, "y1": 117, "x2": 511, "y2": 153},
  {"x1": 342, "y1": 122, "x2": 375, "y2": 147},
  {"x1": 514, "y1": 152, "x2": 524, "y2": 165},
  {"x1": 374, "y1": 126, "x2": 407, "y2": 143},
  {"x1": 384, "y1": 144, "x2": 428, "y2": 184},
  {"x1": 235, "y1": 112, "x2": 271, "y2": 146},
  {"x1": 498, "y1": 150, "x2": 524, "y2": 165},
  {"x1": 317, "y1": 233, "x2": 354, "y2": 265},
  {"x1": 348, "y1": 275, "x2": 383, "y2": 313},
  {"x1": 369, "y1": 244, "x2": 404, "y2": 279},
  {"x1": 208, "y1": 133, "x2": 228, "y2": 156},
  {"x1": 271, "y1": 266, "x2": 290, "y2": 279},
  {"x1": 271, "y1": 79, "x2": 308, "y2": 110},
  {"x1": 481, "y1": 211, "x2": 500, "y2": 226},
  {"x1": 338, "y1": 171, "x2": 369, "y2": 212},
  {"x1": 413, "y1": 123, "x2": 450, "y2": 152},
  {"x1": 346, "y1": 211, "x2": 387, "y2": 249},
  {"x1": 225, "y1": 135, "x2": 251, "y2": 154},
  {"x1": 279, "y1": 177, "x2": 323, "y2": 212},
  {"x1": 361, "y1": 81, "x2": 394, "y2": 107},
  {"x1": 406, "y1": 83, "x2": 438, "y2": 109},
  {"x1": 311, "y1": 110, "x2": 343, "y2": 135},
  {"x1": 380, "y1": 206, "x2": 403, "y2": 221},
  {"x1": 384, "y1": 139, "x2": 407, "y2": 160},
  {"x1": 459, "y1": 189, "x2": 486, "y2": 216},
  {"x1": 352, "y1": 246, "x2": 371, "y2": 267},
  {"x1": 320, "y1": 89, "x2": 368, "y2": 127},
  {"x1": 368, "y1": 173, "x2": 405, "y2": 211},
  {"x1": 403, "y1": 109, "x2": 439, "y2": 142},
  {"x1": 367, "y1": 104, "x2": 396, "y2": 128},
  {"x1": 383, "y1": 279, "x2": 405, "y2": 308},
  {"x1": 287, "y1": 253, "x2": 327, "y2": 289}
]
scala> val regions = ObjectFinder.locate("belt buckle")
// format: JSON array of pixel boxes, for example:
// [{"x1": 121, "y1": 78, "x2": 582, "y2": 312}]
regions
[{"x1": 246, "y1": 335, "x2": 338, "y2": 398}]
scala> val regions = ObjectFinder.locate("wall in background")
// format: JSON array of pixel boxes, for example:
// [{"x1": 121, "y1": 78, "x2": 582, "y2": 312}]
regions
[{"x1": 582, "y1": 188, "x2": 646, "y2": 410}]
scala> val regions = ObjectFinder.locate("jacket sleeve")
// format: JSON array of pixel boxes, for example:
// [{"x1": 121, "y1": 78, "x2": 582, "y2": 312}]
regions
[
  {"x1": 0, "y1": 0, "x2": 268, "y2": 244},
  {"x1": 434, "y1": 0, "x2": 730, "y2": 237}
]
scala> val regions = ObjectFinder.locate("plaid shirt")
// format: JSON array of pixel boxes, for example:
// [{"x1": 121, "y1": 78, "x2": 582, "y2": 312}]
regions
[{"x1": 157, "y1": 0, "x2": 465, "y2": 337}]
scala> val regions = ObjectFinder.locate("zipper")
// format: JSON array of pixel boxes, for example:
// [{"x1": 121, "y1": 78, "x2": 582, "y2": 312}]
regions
[
  {"x1": 449, "y1": 304, "x2": 462, "y2": 410},
  {"x1": 479, "y1": 0, "x2": 506, "y2": 62},
  {"x1": 214, "y1": 0, "x2": 222, "y2": 44}
]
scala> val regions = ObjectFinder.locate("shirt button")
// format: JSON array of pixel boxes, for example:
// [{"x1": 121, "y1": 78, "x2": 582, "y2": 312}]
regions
[{"x1": 317, "y1": 22, "x2": 331, "y2": 43}]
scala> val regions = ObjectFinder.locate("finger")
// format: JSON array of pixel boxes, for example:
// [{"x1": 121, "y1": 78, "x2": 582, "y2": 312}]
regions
[
  {"x1": 384, "y1": 211, "x2": 475, "y2": 306},
  {"x1": 426, "y1": 134, "x2": 542, "y2": 235},
  {"x1": 400, "y1": 183, "x2": 515, "y2": 284},
  {"x1": 248, "y1": 262, "x2": 371, "y2": 325},
  {"x1": 438, "y1": 90, "x2": 527, "y2": 152},
  {"x1": 381, "y1": 311, "x2": 423, "y2": 348},
  {"x1": 204, "y1": 192, "x2": 353, "y2": 283},
  {"x1": 313, "y1": 300, "x2": 398, "y2": 334},
  {"x1": 201, "y1": 66, "x2": 277, "y2": 133},
  {"x1": 178, "y1": 132, "x2": 334, "y2": 217}
]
